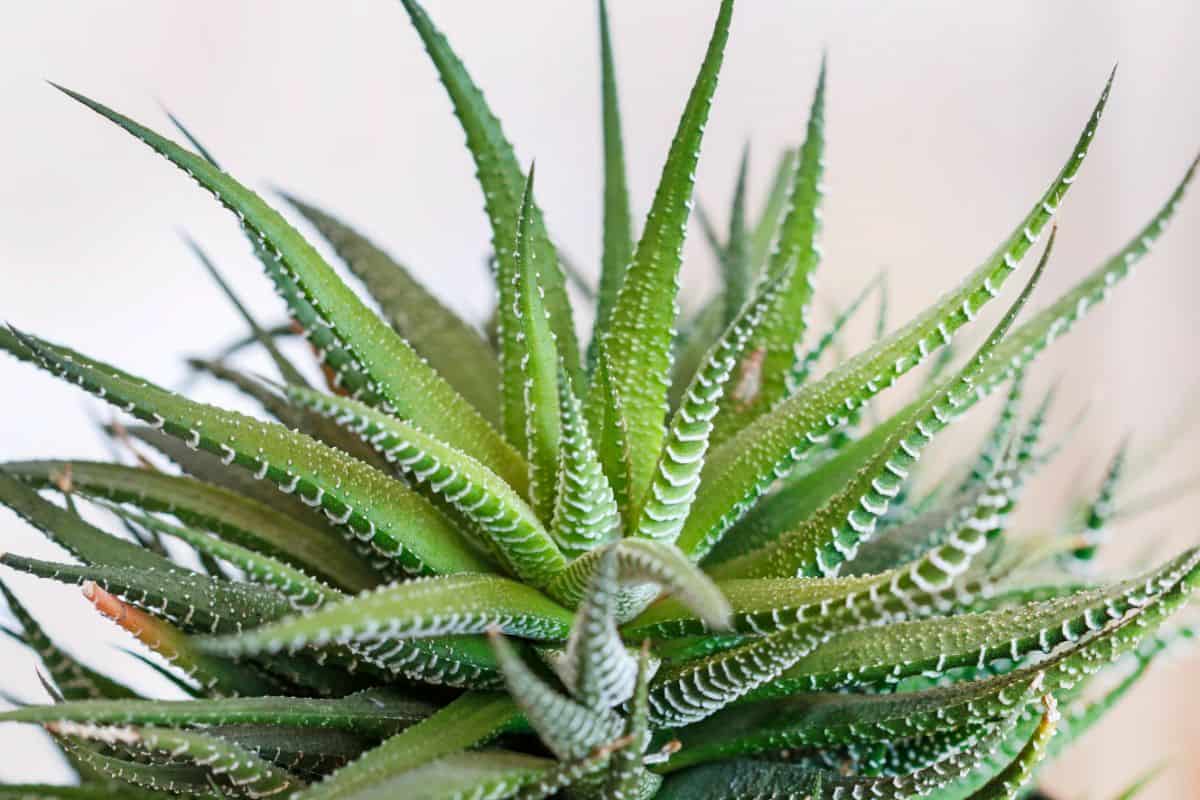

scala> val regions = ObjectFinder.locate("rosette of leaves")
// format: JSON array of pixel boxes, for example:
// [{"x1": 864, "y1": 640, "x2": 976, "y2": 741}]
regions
[{"x1": 0, "y1": 1, "x2": 1197, "y2": 799}]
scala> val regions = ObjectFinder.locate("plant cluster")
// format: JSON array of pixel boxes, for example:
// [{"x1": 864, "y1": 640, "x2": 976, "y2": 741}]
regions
[{"x1": 0, "y1": 1, "x2": 1196, "y2": 798}]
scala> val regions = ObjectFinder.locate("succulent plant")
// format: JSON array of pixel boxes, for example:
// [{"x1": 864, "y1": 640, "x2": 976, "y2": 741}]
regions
[{"x1": 1, "y1": 1, "x2": 1197, "y2": 798}]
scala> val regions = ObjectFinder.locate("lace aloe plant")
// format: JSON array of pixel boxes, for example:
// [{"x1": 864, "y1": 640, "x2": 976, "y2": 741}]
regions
[{"x1": 1, "y1": 2, "x2": 1197, "y2": 799}]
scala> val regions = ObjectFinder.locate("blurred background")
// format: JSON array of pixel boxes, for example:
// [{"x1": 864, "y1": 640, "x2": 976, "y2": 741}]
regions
[{"x1": 0, "y1": 1, "x2": 1197, "y2": 795}]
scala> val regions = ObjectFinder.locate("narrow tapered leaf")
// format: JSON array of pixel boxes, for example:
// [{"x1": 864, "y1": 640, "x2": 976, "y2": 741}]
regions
[
  {"x1": 117, "y1": 425, "x2": 384, "y2": 575},
  {"x1": 2, "y1": 460, "x2": 378, "y2": 592},
  {"x1": 709, "y1": 57, "x2": 826, "y2": 446},
  {"x1": 603, "y1": 643, "x2": 662, "y2": 800},
  {"x1": 399, "y1": 0, "x2": 582, "y2": 385},
  {"x1": 679, "y1": 73, "x2": 1113, "y2": 560},
  {"x1": 1070, "y1": 438, "x2": 1129, "y2": 564},
  {"x1": 964, "y1": 697, "x2": 1059, "y2": 800},
  {"x1": 200, "y1": 574, "x2": 573, "y2": 662},
  {"x1": 54, "y1": 84, "x2": 526, "y2": 489},
  {"x1": 713, "y1": 231, "x2": 1052, "y2": 578},
  {"x1": 53, "y1": 739, "x2": 218, "y2": 796},
  {"x1": 635, "y1": 265, "x2": 789, "y2": 546},
  {"x1": 282, "y1": 193, "x2": 502, "y2": 423},
  {"x1": 187, "y1": 357, "x2": 389, "y2": 469},
  {"x1": 658, "y1": 707, "x2": 1026, "y2": 799},
  {"x1": 668, "y1": 299, "x2": 726, "y2": 410},
  {"x1": 626, "y1": 463, "x2": 1018, "y2": 642},
  {"x1": 841, "y1": 475, "x2": 1017, "y2": 577},
  {"x1": 666, "y1": 547, "x2": 1200, "y2": 770},
  {"x1": 596, "y1": 0, "x2": 734, "y2": 507},
  {"x1": 720, "y1": 145, "x2": 753, "y2": 324},
  {"x1": 352, "y1": 634, "x2": 502, "y2": 690},
  {"x1": 786, "y1": 273, "x2": 878, "y2": 390},
  {"x1": 489, "y1": 629, "x2": 624, "y2": 760},
  {"x1": 75, "y1": 581, "x2": 278, "y2": 697},
  {"x1": 1, "y1": 554, "x2": 290, "y2": 636},
  {"x1": 0, "y1": 473, "x2": 172, "y2": 573},
  {"x1": 560, "y1": 548, "x2": 639, "y2": 710},
  {"x1": 2, "y1": 330, "x2": 490, "y2": 577},
  {"x1": 0, "y1": 689, "x2": 433, "y2": 737},
  {"x1": 587, "y1": 343, "x2": 635, "y2": 521},
  {"x1": 644, "y1": 616, "x2": 830, "y2": 728},
  {"x1": 290, "y1": 692, "x2": 519, "y2": 800},
  {"x1": 591, "y1": 0, "x2": 635, "y2": 371},
  {"x1": 328, "y1": 749, "x2": 554, "y2": 800},
  {"x1": 753, "y1": 547, "x2": 1200, "y2": 698},
  {"x1": 550, "y1": 364, "x2": 621, "y2": 558},
  {"x1": 284, "y1": 384, "x2": 567, "y2": 587},
  {"x1": 700, "y1": 415, "x2": 904, "y2": 568},
  {"x1": 201, "y1": 724, "x2": 372, "y2": 777},
  {"x1": 0, "y1": 580, "x2": 136, "y2": 700},
  {"x1": 49, "y1": 721, "x2": 303, "y2": 798},
  {"x1": 184, "y1": 235, "x2": 309, "y2": 389},
  {"x1": 749, "y1": 148, "x2": 798, "y2": 274},
  {"x1": 970, "y1": 150, "x2": 1199, "y2": 410},
  {"x1": 957, "y1": 372, "x2": 1026, "y2": 495},
  {"x1": 506, "y1": 171, "x2": 562, "y2": 520},
  {"x1": 116, "y1": 509, "x2": 338, "y2": 610}
]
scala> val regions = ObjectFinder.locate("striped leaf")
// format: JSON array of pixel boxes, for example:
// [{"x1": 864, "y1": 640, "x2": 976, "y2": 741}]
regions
[
  {"x1": 635, "y1": 265, "x2": 788, "y2": 546},
  {"x1": 49, "y1": 721, "x2": 302, "y2": 798},
  {"x1": 199, "y1": 574, "x2": 574, "y2": 659},
  {"x1": 550, "y1": 364, "x2": 621, "y2": 558},
  {"x1": 549, "y1": 539, "x2": 730, "y2": 629},
  {"x1": 560, "y1": 548, "x2": 639, "y2": 710},
  {"x1": 490, "y1": 629, "x2": 624, "y2": 761},
  {"x1": 665, "y1": 546, "x2": 1200, "y2": 770},
  {"x1": 710, "y1": 233, "x2": 1052, "y2": 578},
  {"x1": 753, "y1": 547, "x2": 1200, "y2": 698},
  {"x1": 284, "y1": 384, "x2": 566, "y2": 588},
  {"x1": 1, "y1": 554, "x2": 290, "y2": 636},
  {"x1": 115, "y1": 509, "x2": 339, "y2": 610}
]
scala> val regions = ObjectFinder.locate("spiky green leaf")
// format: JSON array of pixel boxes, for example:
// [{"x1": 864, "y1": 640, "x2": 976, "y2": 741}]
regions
[
  {"x1": 199, "y1": 574, "x2": 573, "y2": 661},
  {"x1": 596, "y1": 0, "x2": 733, "y2": 506},
  {"x1": 283, "y1": 194, "x2": 502, "y2": 422},
  {"x1": 678, "y1": 73, "x2": 1113, "y2": 561},
  {"x1": 54, "y1": 84, "x2": 526, "y2": 489},
  {"x1": 1, "y1": 331, "x2": 489, "y2": 577},
  {"x1": 284, "y1": 384, "x2": 566, "y2": 587}
]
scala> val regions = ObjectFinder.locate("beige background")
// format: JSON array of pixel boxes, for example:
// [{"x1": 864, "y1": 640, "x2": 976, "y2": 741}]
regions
[{"x1": 1, "y1": 1, "x2": 1198, "y2": 795}]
